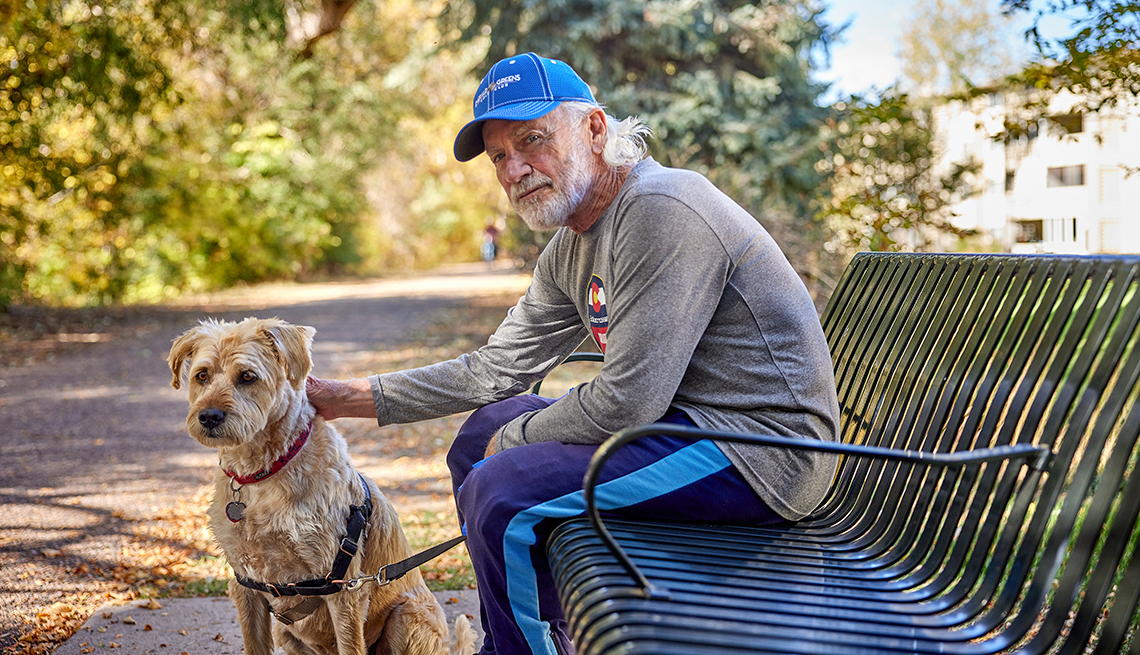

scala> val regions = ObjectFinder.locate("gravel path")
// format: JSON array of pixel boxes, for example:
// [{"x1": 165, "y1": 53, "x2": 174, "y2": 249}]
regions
[{"x1": 0, "y1": 263, "x2": 532, "y2": 654}]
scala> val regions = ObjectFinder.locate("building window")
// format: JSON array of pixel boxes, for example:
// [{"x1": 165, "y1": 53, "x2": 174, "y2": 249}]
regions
[
  {"x1": 1100, "y1": 167, "x2": 1122, "y2": 203},
  {"x1": 1052, "y1": 113, "x2": 1084, "y2": 134},
  {"x1": 1005, "y1": 170, "x2": 1016, "y2": 193},
  {"x1": 1013, "y1": 218, "x2": 1077, "y2": 244},
  {"x1": 1015, "y1": 219, "x2": 1044, "y2": 243},
  {"x1": 1047, "y1": 165, "x2": 1085, "y2": 188}
]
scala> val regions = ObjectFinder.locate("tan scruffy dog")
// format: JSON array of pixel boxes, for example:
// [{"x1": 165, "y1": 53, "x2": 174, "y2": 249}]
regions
[{"x1": 168, "y1": 317, "x2": 476, "y2": 655}]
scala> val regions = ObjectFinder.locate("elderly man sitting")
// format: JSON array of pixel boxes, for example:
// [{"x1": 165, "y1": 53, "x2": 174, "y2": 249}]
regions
[{"x1": 308, "y1": 52, "x2": 840, "y2": 655}]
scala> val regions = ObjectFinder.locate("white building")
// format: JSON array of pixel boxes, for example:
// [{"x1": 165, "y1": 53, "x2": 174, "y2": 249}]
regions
[{"x1": 934, "y1": 91, "x2": 1140, "y2": 254}]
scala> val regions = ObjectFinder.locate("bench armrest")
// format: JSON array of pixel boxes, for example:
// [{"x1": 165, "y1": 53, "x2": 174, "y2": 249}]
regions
[
  {"x1": 581, "y1": 422, "x2": 1052, "y2": 598},
  {"x1": 531, "y1": 352, "x2": 605, "y2": 395}
]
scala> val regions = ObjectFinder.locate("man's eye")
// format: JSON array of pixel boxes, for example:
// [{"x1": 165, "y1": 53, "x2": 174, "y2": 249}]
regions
[{"x1": 239, "y1": 371, "x2": 258, "y2": 385}]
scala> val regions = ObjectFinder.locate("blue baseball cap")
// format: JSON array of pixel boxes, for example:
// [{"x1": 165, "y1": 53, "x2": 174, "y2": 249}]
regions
[{"x1": 454, "y1": 53, "x2": 597, "y2": 162}]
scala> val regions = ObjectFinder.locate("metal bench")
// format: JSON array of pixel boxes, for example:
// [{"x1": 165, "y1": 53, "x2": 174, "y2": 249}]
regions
[{"x1": 547, "y1": 252, "x2": 1140, "y2": 654}]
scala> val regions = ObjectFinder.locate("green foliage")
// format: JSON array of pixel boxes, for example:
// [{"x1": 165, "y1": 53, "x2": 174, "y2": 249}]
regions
[
  {"x1": 498, "y1": 215, "x2": 551, "y2": 270},
  {"x1": 2, "y1": 1, "x2": 175, "y2": 305},
  {"x1": 361, "y1": 39, "x2": 511, "y2": 272},
  {"x1": 1004, "y1": 0, "x2": 1140, "y2": 105},
  {"x1": 816, "y1": 94, "x2": 979, "y2": 253},
  {"x1": 898, "y1": 0, "x2": 1023, "y2": 95},
  {"x1": 2, "y1": 1, "x2": 358, "y2": 305},
  {"x1": 994, "y1": 0, "x2": 1139, "y2": 136},
  {"x1": 0, "y1": 0, "x2": 503, "y2": 308}
]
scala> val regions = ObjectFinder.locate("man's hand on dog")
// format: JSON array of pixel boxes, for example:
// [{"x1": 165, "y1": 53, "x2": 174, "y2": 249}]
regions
[
  {"x1": 306, "y1": 376, "x2": 375, "y2": 420},
  {"x1": 306, "y1": 374, "x2": 503, "y2": 460}
]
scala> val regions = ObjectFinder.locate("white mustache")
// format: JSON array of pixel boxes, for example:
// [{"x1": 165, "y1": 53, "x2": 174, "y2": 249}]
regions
[{"x1": 511, "y1": 173, "x2": 554, "y2": 204}]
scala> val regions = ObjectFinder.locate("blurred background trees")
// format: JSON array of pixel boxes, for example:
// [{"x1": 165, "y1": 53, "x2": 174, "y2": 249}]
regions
[
  {"x1": 1, "y1": 0, "x2": 501, "y2": 306},
  {"x1": 815, "y1": 94, "x2": 980, "y2": 253},
  {"x1": 898, "y1": 0, "x2": 1023, "y2": 97},
  {"x1": 810, "y1": 0, "x2": 1020, "y2": 258},
  {"x1": 1, "y1": 0, "x2": 1137, "y2": 309}
]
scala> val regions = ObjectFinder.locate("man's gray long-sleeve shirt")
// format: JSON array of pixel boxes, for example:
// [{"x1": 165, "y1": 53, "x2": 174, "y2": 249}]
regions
[{"x1": 371, "y1": 158, "x2": 840, "y2": 520}]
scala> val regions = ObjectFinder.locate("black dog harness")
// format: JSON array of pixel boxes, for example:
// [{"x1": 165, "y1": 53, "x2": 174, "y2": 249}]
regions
[
  {"x1": 233, "y1": 473, "x2": 465, "y2": 625},
  {"x1": 233, "y1": 473, "x2": 373, "y2": 624}
]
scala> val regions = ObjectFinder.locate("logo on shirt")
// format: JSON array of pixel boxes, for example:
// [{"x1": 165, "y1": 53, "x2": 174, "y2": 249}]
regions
[{"x1": 587, "y1": 274, "x2": 608, "y2": 354}]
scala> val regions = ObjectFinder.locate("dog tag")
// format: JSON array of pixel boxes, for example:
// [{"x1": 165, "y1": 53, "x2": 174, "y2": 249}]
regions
[{"x1": 226, "y1": 501, "x2": 246, "y2": 522}]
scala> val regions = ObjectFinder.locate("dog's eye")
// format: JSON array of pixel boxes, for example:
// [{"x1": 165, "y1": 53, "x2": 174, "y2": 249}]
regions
[
  {"x1": 194, "y1": 370, "x2": 209, "y2": 384},
  {"x1": 238, "y1": 371, "x2": 258, "y2": 385}
]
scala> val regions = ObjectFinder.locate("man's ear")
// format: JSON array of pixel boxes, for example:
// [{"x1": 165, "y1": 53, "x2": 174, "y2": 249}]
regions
[
  {"x1": 587, "y1": 107, "x2": 608, "y2": 155},
  {"x1": 260, "y1": 320, "x2": 316, "y2": 391}
]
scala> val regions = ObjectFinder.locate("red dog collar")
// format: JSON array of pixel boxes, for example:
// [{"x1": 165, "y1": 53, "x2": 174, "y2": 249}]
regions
[{"x1": 224, "y1": 420, "x2": 312, "y2": 484}]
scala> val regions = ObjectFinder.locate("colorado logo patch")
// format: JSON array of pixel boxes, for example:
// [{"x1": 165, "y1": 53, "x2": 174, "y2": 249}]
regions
[{"x1": 587, "y1": 274, "x2": 608, "y2": 354}]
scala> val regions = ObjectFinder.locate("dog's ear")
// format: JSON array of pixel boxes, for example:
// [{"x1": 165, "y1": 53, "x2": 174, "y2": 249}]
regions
[
  {"x1": 168, "y1": 327, "x2": 205, "y2": 390},
  {"x1": 260, "y1": 321, "x2": 316, "y2": 391}
]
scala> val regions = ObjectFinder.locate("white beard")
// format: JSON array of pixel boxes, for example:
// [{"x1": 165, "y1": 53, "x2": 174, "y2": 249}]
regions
[{"x1": 509, "y1": 139, "x2": 594, "y2": 231}]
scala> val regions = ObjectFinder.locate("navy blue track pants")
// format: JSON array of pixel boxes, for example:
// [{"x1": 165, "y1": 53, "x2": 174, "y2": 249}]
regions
[{"x1": 447, "y1": 394, "x2": 782, "y2": 655}]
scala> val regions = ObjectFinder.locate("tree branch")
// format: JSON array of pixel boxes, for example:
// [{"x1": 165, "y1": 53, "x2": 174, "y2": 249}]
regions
[{"x1": 298, "y1": 0, "x2": 360, "y2": 60}]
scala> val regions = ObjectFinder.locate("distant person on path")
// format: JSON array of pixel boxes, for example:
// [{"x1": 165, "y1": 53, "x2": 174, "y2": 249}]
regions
[
  {"x1": 307, "y1": 52, "x2": 840, "y2": 655},
  {"x1": 481, "y1": 219, "x2": 500, "y2": 264}
]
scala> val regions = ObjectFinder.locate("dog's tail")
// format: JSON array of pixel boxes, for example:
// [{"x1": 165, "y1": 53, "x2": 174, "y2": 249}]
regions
[{"x1": 450, "y1": 613, "x2": 478, "y2": 655}]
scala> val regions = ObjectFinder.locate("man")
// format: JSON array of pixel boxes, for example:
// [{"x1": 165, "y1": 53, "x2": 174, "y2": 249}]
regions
[{"x1": 308, "y1": 52, "x2": 840, "y2": 655}]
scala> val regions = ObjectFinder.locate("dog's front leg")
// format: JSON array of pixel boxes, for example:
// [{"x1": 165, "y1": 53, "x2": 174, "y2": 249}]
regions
[
  {"x1": 229, "y1": 578, "x2": 275, "y2": 655},
  {"x1": 327, "y1": 592, "x2": 368, "y2": 655}
]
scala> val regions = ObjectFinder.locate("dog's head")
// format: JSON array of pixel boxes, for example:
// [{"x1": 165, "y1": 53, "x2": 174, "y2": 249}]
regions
[{"x1": 168, "y1": 317, "x2": 316, "y2": 448}]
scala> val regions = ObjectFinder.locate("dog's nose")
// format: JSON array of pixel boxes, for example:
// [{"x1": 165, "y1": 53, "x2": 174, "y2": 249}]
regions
[{"x1": 198, "y1": 408, "x2": 225, "y2": 430}]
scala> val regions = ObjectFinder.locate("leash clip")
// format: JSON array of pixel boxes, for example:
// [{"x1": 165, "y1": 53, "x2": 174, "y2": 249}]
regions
[
  {"x1": 373, "y1": 565, "x2": 393, "y2": 587},
  {"x1": 332, "y1": 534, "x2": 465, "y2": 593},
  {"x1": 338, "y1": 566, "x2": 390, "y2": 592}
]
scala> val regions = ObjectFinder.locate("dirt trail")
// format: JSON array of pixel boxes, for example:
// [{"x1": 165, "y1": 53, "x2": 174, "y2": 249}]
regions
[{"x1": 0, "y1": 263, "x2": 532, "y2": 654}]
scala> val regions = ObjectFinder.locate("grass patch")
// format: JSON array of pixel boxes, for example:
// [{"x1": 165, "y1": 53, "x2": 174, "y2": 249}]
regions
[{"x1": 404, "y1": 510, "x2": 476, "y2": 591}]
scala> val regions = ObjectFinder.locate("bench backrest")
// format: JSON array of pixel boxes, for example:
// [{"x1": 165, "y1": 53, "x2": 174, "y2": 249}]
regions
[{"x1": 818, "y1": 252, "x2": 1140, "y2": 654}]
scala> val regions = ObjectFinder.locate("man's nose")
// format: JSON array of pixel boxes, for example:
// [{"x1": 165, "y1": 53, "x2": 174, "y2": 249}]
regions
[{"x1": 501, "y1": 153, "x2": 532, "y2": 184}]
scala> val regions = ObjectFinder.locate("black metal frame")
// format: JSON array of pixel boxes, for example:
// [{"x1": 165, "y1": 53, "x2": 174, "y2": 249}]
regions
[
  {"x1": 548, "y1": 253, "x2": 1140, "y2": 655},
  {"x1": 531, "y1": 352, "x2": 605, "y2": 395}
]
